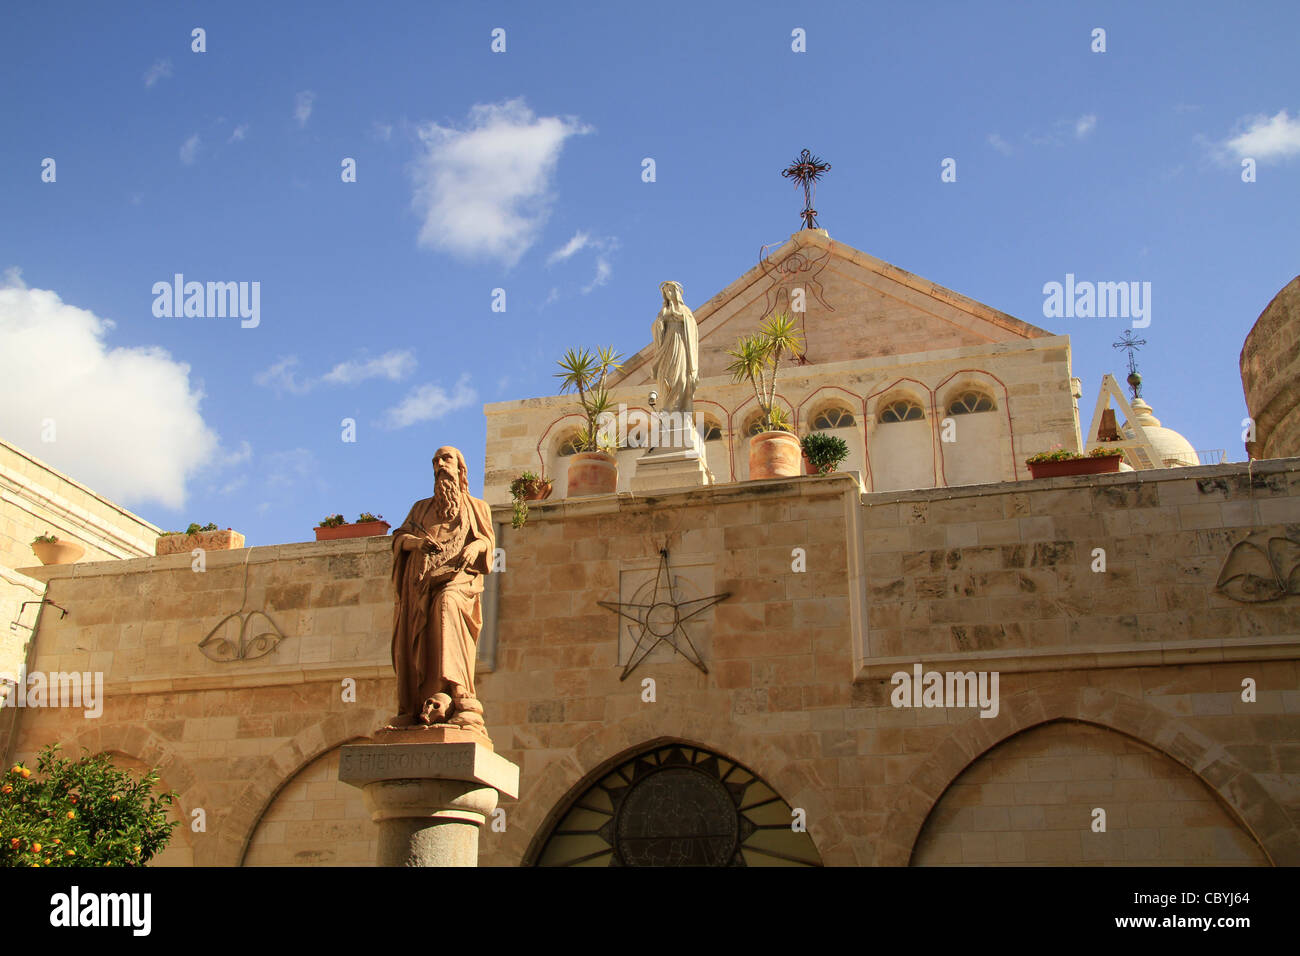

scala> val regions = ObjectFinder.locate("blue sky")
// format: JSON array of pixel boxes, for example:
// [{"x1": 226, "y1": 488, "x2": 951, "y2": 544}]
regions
[{"x1": 1, "y1": 1, "x2": 1297, "y2": 545}]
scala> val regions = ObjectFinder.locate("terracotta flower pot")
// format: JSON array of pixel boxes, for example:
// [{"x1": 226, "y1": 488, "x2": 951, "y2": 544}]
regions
[
  {"x1": 155, "y1": 529, "x2": 245, "y2": 556},
  {"x1": 802, "y1": 453, "x2": 839, "y2": 476},
  {"x1": 567, "y1": 451, "x2": 618, "y2": 497},
  {"x1": 519, "y1": 479, "x2": 553, "y2": 501},
  {"x1": 314, "y1": 520, "x2": 391, "y2": 541},
  {"x1": 31, "y1": 539, "x2": 85, "y2": 566},
  {"x1": 749, "y1": 430, "x2": 802, "y2": 479},
  {"x1": 1026, "y1": 455, "x2": 1122, "y2": 479}
]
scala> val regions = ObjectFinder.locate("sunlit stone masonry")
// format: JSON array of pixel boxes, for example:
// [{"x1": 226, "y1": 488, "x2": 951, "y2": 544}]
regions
[{"x1": 3, "y1": 235, "x2": 1298, "y2": 867}]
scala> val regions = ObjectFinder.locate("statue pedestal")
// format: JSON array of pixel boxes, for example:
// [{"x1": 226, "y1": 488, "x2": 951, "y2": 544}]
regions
[
  {"x1": 339, "y1": 739, "x2": 519, "y2": 867},
  {"x1": 631, "y1": 446, "x2": 714, "y2": 493},
  {"x1": 632, "y1": 420, "x2": 713, "y2": 493}
]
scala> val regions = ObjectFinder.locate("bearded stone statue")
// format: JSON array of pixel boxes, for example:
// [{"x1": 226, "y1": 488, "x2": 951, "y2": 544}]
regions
[
  {"x1": 651, "y1": 280, "x2": 700, "y2": 450},
  {"x1": 387, "y1": 446, "x2": 495, "y2": 738}
]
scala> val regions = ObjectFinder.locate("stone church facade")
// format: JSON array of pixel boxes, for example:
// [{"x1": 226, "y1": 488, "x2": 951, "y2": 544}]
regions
[{"x1": 3, "y1": 235, "x2": 1298, "y2": 866}]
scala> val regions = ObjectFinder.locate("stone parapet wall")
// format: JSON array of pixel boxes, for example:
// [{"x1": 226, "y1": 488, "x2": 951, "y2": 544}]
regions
[
  {"x1": 1, "y1": 438, "x2": 159, "y2": 569},
  {"x1": 856, "y1": 457, "x2": 1300, "y2": 678},
  {"x1": 4, "y1": 466, "x2": 1297, "y2": 866}
]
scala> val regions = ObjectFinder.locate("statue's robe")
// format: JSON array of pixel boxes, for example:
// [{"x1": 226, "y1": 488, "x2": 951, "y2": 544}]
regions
[
  {"x1": 652, "y1": 310, "x2": 698, "y2": 417},
  {"x1": 389, "y1": 491, "x2": 494, "y2": 722}
]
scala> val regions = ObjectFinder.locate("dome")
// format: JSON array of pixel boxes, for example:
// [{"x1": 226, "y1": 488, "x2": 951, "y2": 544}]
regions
[{"x1": 1122, "y1": 398, "x2": 1198, "y2": 467}]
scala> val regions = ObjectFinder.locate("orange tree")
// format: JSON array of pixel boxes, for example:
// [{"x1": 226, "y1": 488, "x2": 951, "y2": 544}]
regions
[{"x1": 0, "y1": 744, "x2": 178, "y2": 867}]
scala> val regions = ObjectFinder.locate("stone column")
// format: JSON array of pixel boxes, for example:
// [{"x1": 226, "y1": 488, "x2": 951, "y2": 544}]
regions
[{"x1": 339, "y1": 733, "x2": 519, "y2": 867}]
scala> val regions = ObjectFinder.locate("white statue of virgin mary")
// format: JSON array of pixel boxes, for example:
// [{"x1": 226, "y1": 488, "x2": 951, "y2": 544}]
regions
[{"x1": 651, "y1": 281, "x2": 699, "y2": 442}]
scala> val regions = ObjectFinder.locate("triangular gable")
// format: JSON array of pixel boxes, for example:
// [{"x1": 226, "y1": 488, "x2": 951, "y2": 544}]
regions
[
  {"x1": 611, "y1": 230, "x2": 1056, "y2": 386},
  {"x1": 1083, "y1": 374, "x2": 1160, "y2": 470}
]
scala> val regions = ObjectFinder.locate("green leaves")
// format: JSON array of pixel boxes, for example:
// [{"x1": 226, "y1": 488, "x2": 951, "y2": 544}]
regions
[
  {"x1": 801, "y1": 432, "x2": 850, "y2": 473},
  {"x1": 1, "y1": 745, "x2": 178, "y2": 867},
  {"x1": 556, "y1": 346, "x2": 624, "y2": 452},
  {"x1": 726, "y1": 312, "x2": 804, "y2": 432}
]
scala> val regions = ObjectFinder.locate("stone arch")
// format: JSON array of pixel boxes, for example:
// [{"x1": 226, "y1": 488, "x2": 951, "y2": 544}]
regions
[
  {"x1": 534, "y1": 414, "x2": 587, "y2": 489},
  {"x1": 64, "y1": 723, "x2": 199, "y2": 866},
  {"x1": 878, "y1": 686, "x2": 1291, "y2": 866},
  {"x1": 934, "y1": 368, "x2": 1018, "y2": 485},
  {"x1": 729, "y1": 394, "x2": 796, "y2": 481},
  {"x1": 694, "y1": 398, "x2": 730, "y2": 480},
  {"x1": 798, "y1": 386, "x2": 866, "y2": 480},
  {"x1": 866, "y1": 378, "x2": 935, "y2": 491},
  {"x1": 513, "y1": 707, "x2": 851, "y2": 867},
  {"x1": 226, "y1": 706, "x2": 388, "y2": 866}
]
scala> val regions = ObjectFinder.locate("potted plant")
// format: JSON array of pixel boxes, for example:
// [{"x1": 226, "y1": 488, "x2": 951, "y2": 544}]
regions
[
  {"x1": 555, "y1": 345, "x2": 624, "y2": 497},
  {"x1": 1025, "y1": 446, "x2": 1125, "y2": 479},
  {"x1": 802, "y1": 432, "x2": 850, "y2": 475},
  {"x1": 726, "y1": 312, "x2": 805, "y2": 479},
  {"x1": 509, "y1": 472, "x2": 553, "y2": 529},
  {"x1": 155, "y1": 523, "x2": 245, "y2": 556},
  {"x1": 314, "y1": 513, "x2": 392, "y2": 541},
  {"x1": 30, "y1": 533, "x2": 85, "y2": 566}
]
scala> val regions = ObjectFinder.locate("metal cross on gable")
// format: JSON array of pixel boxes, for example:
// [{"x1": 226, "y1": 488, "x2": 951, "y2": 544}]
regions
[
  {"x1": 1113, "y1": 330, "x2": 1147, "y2": 399},
  {"x1": 781, "y1": 149, "x2": 831, "y2": 230}
]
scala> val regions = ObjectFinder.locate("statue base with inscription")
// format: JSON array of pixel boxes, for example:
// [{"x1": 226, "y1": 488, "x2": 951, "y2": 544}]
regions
[{"x1": 339, "y1": 739, "x2": 520, "y2": 867}]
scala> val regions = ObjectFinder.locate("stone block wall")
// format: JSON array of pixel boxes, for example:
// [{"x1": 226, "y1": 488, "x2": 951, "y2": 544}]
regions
[
  {"x1": 5, "y1": 463, "x2": 1298, "y2": 867},
  {"x1": 1, "y1": 438, "x2": 159, "y2": 569},
  {"x1": 483, "y1": 337, "x2": 1080, "y2": 505},
  {"x1": 1241, "y1": 276, "x2": 1300, "y2": 460}
]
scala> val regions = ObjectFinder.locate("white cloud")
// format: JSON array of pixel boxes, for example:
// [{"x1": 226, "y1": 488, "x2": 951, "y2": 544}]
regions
[
  {"x1": 410, "y1": 98, "x2": 591, "y2": 266},
  {"x1": 221, "y1": 440, "x2": 252, "y2": 468},
  {"x1": 229, "y1": 124, "x2": 248, "y2": 143},
  {"x1": 547, "y1": 231, "x2": 590, "y2": 265},
  {"x1": 1222, "y1": 109, "x2": 1300, "y2": 162},
  {"x1": 0, "y1": 277, "x2": 219, "y2": 509},
  {"x1": 295, "y1": 91, "x2": 315, "y2": 128},
  {"x1": 264, "y1": 448, "x2": 319, "y2": 490},
  {"x1": 582, "y1": 257, "x2": 613, "y2": 294},
  {"x1": 254, "y1": 356, "x2": 312, "y2": 395},
  {"x1": 1075, "y1": 114, "x2": 1097, "y2": 138},
  {"x1": 372, "y1": 121, "x2": 393, "y2": 142},
  {"x1": 256, "y1": 350, "x2": 416, "y2": 393},
  {"x1": 179, "y1": 133, "x2": 201, "y2": 165},
  {"x1": 321, "y1": 350, "x2": 416, "y2": 386},
  {"x1": 382, "y1": 375, "x2": 476, "y2": 429},
  {"x1": 987, "y1": 133, "x2": 1013, "y2": 156},
  {"x1": 548, "y1": 232, "x2": 618, "y2": 294},
  {"x1": 144, "y1": 59, "x2": 173, "y2": 88}
]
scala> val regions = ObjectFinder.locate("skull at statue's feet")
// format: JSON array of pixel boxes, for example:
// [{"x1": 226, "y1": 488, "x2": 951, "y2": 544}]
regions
[{"x1": 420, "y1": 693, "x2": 453, "y2": 725}]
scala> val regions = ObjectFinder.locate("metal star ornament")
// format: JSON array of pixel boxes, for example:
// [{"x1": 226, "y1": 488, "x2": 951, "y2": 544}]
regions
[{"x1": 598, "y1": 550, "x2": 730, "y2": 680}]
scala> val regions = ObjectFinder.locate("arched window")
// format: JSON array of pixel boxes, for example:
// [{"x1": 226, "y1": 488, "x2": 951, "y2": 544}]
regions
[
  {"x1": 700, "y1": 419, "x2": 723, "y2": 442},
  {"x1": 744, "y1": 414, "x2": 767, "y2": 437},
  {"x1": 557, "y1": 433, "x2": 584, "y2": 456},
  {"x1": 811, "y1": 406, "x2": 856, "y2": 430},
  {"x1": 878, "y1": 398, "x2": 925, "y2": 423},
  {"x1": 531, "y1": 743, "x2": 822, "y2": 867},
  {"x1": 946, "y1": 390, "x2": 996, "y2": 415}
]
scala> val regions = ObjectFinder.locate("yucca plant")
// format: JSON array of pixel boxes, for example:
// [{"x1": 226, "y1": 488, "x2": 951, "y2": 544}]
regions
[
  {"x1": 555, "y1": 346, "x2": 624, "y2": 452},
  {"x1": 725, "y1": 312, "x2": 804, "y2": 432}
]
